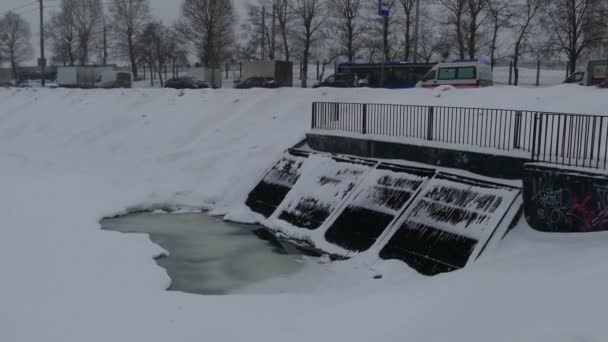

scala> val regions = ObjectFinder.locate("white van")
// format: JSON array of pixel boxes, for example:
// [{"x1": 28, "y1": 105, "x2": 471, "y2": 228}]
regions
[{"x1": 417, "y1": 61, "x2": 493, "y2": 88}]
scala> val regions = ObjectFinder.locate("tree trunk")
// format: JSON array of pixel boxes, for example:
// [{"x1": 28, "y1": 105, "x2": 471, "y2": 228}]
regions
[
  {"x1": 456, "y1": 17, "x2": 465, "y2": 59},
  {"x1": 513, "y1": 46, "x2": 520, "y2": 86},
  {"x1": 490, "y1": 24, "x2": 498, "y2": 70},
  {"x1": 128, "y1": 35, "x2": 138, "y2": 79},
  {"x1": 281, "y1": 28, "x2": 290, "y2": 62},
  {"x1": 157, "y1": 60, "x2": 164, "y2": 87},
  {"x1": 383, "y1": 17, "x2": 390, "y2": 60},
  {"x1": 347, "y1": 20, "x2": 354, "y2": 62},
  {"x1": 10, "y1": 49, "x2": 17, "y2": 80},
  {"x1": 404, "y1": 17, "x2": 411, "y2": 61},
  {"x1": 468, "y1": 16, "x2": 477, "y2": 59},
  {"x1": 302, "y1": 40, "x2": 310, "y2": 88},
  {"x1": 569, "y1": 52, "x2": 577, "y2": 75}
]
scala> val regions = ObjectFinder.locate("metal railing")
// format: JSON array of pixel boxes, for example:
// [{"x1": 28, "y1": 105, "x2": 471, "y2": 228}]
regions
[
  {"x1": 311, "y1": 102, "x2": 608, "y2": 170},
  {"x1": 532, "y1": 113, "x2": 608, "y2": 170}
]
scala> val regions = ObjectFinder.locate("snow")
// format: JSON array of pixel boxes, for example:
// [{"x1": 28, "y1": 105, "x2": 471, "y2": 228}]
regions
[{"x1": 2, "y1": 85, "x2": 608, "y2": 342}]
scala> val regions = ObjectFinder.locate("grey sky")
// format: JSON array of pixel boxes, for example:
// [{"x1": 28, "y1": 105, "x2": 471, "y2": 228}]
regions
[{"x1": 0, "y1": 0, "x2": 250, "y2": 65}]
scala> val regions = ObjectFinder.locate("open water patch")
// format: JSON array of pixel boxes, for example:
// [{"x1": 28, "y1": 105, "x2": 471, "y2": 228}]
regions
[{"x1": 101, "y1": 212, "x2": 307, "y2": 295}]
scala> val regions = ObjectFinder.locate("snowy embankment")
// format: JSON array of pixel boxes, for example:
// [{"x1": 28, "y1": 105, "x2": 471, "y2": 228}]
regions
[{"x1": 1, "y1": 85, "x2": 608, "y2": 342}]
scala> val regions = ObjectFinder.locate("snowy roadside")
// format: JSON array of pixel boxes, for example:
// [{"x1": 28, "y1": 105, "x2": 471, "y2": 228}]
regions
[{"x1": 1, "y1": 85, "x2": 608, "y2": 342}]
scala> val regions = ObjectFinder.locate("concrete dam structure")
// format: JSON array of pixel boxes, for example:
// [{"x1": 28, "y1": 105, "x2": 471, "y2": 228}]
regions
[
  {"x1": 244, "y1": 101, "x2": 608, "y2": 275},
  {"x1": 246, "y1": 149, "x2": 522, "y2": 276}
]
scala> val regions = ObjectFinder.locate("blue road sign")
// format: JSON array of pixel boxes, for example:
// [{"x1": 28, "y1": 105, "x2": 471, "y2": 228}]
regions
[{"x1": 379, "y1": 0, "x2": 390, "y2": 17}]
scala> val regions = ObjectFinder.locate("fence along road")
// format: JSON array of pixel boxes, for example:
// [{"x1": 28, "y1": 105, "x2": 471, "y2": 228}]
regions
[{"x1": 311, "y1": 102, "x2": 608, "y2": 171}]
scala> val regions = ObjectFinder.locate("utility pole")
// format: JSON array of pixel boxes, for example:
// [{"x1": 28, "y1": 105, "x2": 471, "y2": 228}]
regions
[
  {"x1": 413, "y1": 0, "x2": 420, "y2": 63},
  {"x1": 102, "y1": 21, "x2": 108, "y2": 65},
  {"x1": 261, "y1": 6, "x2": 266, "y2": 60},
  {"x1": 39, "y1": 0, "x2": 46, "y2": 87}
]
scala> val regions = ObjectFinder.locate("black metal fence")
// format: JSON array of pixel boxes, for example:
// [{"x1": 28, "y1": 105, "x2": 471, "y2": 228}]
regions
[
  {"x1": 532, "y1": 113, "x2": 608, "y2": 170},
  {"x1": 311, "y1": 102, "x2": 608, "y2": 170}
]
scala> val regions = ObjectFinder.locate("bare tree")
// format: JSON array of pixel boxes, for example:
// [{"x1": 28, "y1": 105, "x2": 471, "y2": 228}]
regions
[
  {"x1": 273, "y1": 0, "x2": 292, "y2": 61},
  {"x1": 329, "y1": 0, "x2": 362, "y2": 62},
  {"x1": 416, "y1": 9, "x2": 445, "y2": 63},
  {"x1": 109, "y1": 0, "x2": 150, "y2": 79},
  {"x1": 140, "y1": 21, "x2": 172, "y2": 86},
  {"x1": 437, "y1": 0, "x2": 467, "y2": 59},
  {"x1": 545, "y1": 0, "x2": 607, "y2": 74},
  {"x1": 0, "y1": 12, "x2": 33, "y2": 79},
  {"x1": 63, "y1": 0, "x2": 105, "y2": 65},
  {"x1": 291, "y1": 0, "x2": 327, "y2": 87},
  {"x1": 241, "y1": 3, "x2": 275, "y2": 61},
  {"x1": 512, "y1": 0, "x2": 542, "y2": 85},
  {"x1": 180, "y1": 0, "x2": 235, "y2": 68},
  {"x1": 465, "y1": 0, "x2": 489, "y2": 59},
  {"x1": 167, "y1": 26, "x2": 189, "y2": 77},
  {"x1": 47, "y1": 8, "x2": 78, "y2": 66},
  {"x1": 487, "y1": 0, "x2": 514, "y2": 69},
  {"x1": 398, "y1": 0, "x2": 416, "y2": 61}
]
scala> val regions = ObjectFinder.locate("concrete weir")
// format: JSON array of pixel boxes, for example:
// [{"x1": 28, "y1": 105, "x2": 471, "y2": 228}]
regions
[{"x1": 246, "y1": 148, "x2": 523, "y2": 276}]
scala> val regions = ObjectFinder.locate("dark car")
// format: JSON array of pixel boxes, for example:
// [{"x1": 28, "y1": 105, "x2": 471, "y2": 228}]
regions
[
  {"x1": 233, "y1": 77, "x2": 278, "y2": 89},
  {"x1": 164, "y1": 77, "x2": 209, "y2": 89},
  {"x1": 598, "y1": 79, "x2": 608, "y2": 88},
  {"x1": 313, "y1": 73, "x2": 356, "y2": 88}
]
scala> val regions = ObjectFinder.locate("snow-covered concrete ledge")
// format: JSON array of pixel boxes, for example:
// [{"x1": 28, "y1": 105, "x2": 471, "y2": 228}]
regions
[{"x1": 307, "y1": 130, "x2": 530, "y2": 179}]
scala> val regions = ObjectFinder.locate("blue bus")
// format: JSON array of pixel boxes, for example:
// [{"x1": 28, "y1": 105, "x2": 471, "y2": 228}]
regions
[{"x1": 337, "y1": 62, "x2": 436, "y2": 89}]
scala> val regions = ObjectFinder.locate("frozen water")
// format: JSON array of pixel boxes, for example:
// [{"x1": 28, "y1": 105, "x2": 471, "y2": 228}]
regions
[{"x1": 101, "y1": 213, "x2": 306, "y2": 295}]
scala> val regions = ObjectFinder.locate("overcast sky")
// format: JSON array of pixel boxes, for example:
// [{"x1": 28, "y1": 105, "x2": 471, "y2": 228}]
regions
[{"x1": 0, "y1": 0, "x2": 250, "y2": 65}]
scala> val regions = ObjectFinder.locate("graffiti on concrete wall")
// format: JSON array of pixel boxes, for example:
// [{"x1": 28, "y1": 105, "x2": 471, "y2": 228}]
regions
[{"x1": 527, "y1": 174, "x2": 608, "y2": 232}]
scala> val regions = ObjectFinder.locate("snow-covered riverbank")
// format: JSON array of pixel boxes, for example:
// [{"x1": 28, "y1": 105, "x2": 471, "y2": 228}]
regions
[{"x1": 2, "y1": 85, "x2": 608, "y2": 342}]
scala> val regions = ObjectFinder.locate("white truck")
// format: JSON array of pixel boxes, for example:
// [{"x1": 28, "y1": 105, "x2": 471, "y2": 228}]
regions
[
  {"x1": 564, "y1": 60, "x2": 608, "y2": 86},
  {"x1": 57, "y1": 65, "x2": 132, "y2": 88},
  {"x1": 239, "y1": 61, "x2": 293, "y2": 87}
]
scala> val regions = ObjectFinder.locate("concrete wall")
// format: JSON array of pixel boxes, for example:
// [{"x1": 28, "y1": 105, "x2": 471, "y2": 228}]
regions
[
  {"x1": 523, "y1": 164, "x2": 608, "y2": 232},
  {"x1": 306, "y1": 133, "x2": 530, "y2": 179}
]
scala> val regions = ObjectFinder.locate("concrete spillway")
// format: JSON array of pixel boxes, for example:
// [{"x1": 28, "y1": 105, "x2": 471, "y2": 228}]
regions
[{"x1": 246, "y1": 149, "x2": 522, "y2": 276}]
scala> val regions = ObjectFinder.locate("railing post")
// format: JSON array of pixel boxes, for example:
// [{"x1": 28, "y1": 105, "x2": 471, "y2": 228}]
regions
[
  {"x1": 334, "y1": 102, "x2": 340, "y2": 121},
  {"x1": 427, "y1": 106, "x2": 434, "y2": 141},
  {"x1": 362, "y1": 104, "x2": 367, "y2": 135},
  {"x1": 513, "y1": 111, "x2": 522, "y2": 149},
  {"x1": 311, "y1": 102, "x2": 317, "y2": 129},
  {"x1": 531, "y1": 112, "x2": 542, "y2": 161}
]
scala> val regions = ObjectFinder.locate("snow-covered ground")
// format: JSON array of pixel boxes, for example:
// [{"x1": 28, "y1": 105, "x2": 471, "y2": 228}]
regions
[{"x1": 2, "y1": 85, "x2": 608, "y2": 342}]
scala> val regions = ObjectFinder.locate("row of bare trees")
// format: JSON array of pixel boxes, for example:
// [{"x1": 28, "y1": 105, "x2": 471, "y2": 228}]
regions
[
  {"x1": 1, "y1": 0, "x2": 606, "y2": 86},
  {"x1": 43, "y1": 0, "x2": 234, "y2": 85},
  {"x1": 240, "y1": 0, "x2": 608, "y2": 86}
]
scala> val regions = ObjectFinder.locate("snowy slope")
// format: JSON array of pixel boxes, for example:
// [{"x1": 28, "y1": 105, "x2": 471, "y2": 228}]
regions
[{"x1": 1, "y1": 85, "x2": 608, "y2": 342}]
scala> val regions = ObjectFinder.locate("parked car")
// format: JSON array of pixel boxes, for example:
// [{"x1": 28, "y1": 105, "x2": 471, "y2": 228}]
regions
[
  {"x1": 564, "y1": 60, "x2": 607, "y2": 86},
  {"x1": 240, "y1": 61, "x2": 293, "y2": 87},
  {"x1": 164, "y1": 76, "x2": 209, "y2": 89},
  {"x1": 598, "y1": 79, "x2": 608, "y2": 88},
  {"x1": 417, "y1": 60, "x2": 493, "y2": 88},
  {"x1": 0, "y1": 80, "x2": 14, "y2": 87},
  {"x1": 233, "y1": 77, "x2": 278, "y2": 89},
  {"x1": 313, "y1": 73, "x2": 357, "y2": 88}
]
